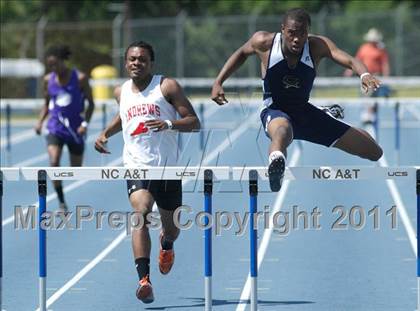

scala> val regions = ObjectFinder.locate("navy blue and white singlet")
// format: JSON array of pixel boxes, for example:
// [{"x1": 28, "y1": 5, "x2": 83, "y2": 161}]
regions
[{"x1": 260, "y1": 33, "x2": 350, "y2": 147}]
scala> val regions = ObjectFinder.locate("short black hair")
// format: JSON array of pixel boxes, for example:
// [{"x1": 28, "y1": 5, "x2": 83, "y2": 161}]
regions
[
  {"x1": 124, "y1": 41, "x2": 155, "y2": 61},
  {"x1": 282, "y1": 8, "x2": 311, "y2": 27},
  {"x1": 45, "y1": 45, "x2": 71, "y2": 60}
]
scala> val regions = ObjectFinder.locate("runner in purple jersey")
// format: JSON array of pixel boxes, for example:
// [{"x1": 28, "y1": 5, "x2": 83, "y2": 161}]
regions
[{"x1": 35, "y1": 45, "x2": 95, "y2": 211}]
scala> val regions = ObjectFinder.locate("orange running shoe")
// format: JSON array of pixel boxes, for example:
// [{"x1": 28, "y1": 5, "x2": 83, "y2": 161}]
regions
[
  {"x1": 159, "y1": 233, "x2": 175, "y2": 275},
  {"x1": 136, "y1": 274, "x2": 154, "y2": 303}
]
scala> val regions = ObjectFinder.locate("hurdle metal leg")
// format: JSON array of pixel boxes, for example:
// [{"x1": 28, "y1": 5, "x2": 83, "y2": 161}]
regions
[
  {"x1": 395, "y1": 101, "x2": 400, "y2": 165},
  {"x1": 373, "y1": 101, "x2": 379, "y2": 142},
  {"x1": 6, "y1": 105, "x2": 11, "y2": 166},
  {"x1": 0, "y1": 171, "x2": 3, "y2": 310},
  {"x1": 417, "y1": 170, "x2": 420, "y2": 311},
  {"x1": 38, "y1": 170, "x2": 47, "y2": 311},
  {"x1": 249, "y1": 170, "x2": 258, "y2": 311},
  {"x1": 204, "y1": 169, "x2": 213, "y2": 311},
  {"x1": 199, "y1": 103, "x2": 205, "y2": 151}
]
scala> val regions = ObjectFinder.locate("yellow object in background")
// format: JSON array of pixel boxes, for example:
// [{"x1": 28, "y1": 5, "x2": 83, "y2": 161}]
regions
[{"x1": 91, "y1": 65, "x2": 117, "y2": 100}]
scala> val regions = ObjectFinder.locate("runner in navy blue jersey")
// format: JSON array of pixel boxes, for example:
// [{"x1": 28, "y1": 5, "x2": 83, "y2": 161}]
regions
[{"x1": 211, "y1": 8, "x2": 383, "y2": 192}]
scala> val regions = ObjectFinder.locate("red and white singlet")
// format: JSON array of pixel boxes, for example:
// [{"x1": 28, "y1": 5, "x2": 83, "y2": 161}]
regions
[{"x1": 120, "y1": 75, "x2": 178, "y2": 167}]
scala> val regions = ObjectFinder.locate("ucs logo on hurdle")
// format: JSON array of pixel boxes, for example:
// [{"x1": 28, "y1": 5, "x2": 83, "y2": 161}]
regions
[{"x1": 101, "y1": 168, "x2": 197, "y2": 179}]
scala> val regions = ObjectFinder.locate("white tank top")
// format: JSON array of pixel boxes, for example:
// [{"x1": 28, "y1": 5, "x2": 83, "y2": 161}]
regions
[{"x1": 119, "y1": 75, "x2": 178, "y2": 167}]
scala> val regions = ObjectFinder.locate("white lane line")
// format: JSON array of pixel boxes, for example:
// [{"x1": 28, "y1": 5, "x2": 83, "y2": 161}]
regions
[
  {"x1": 14, "y1": 153, "x2": 51, "y2": 168},
  {"x1": 0, "y1": 128, "x2": 34, "y2": 148},
  {"x1": 34, "y1": 232, "x2": 127, "y2": 311},
  {"x1": 203, "y1": 115, "x2": 258, "y2": 163},
  {"x1": 235, "y1": 147, "x2": 301, "y2": 311},
  {"x1": 365, "y1": 123, "x2": 416, "y2": 256},
  {"x1": 12, "y1": 130, "x2": 102, "y2": 167},
  {"x1": 405, "y1": 105, "x2": 420, "y2": 121},
  {"x1": 10, "y1": 102, "x2": 219, "y2": 167},
  {"x1": 379, "y1": 155, "x2": 417, "y2": 256},
  {"x1": 34, "y1": 107, "x2": 258, "y2": 310},
  {"x1": 2, "y1": 157, "x2": 123, "y2": 227},
  {"x1": 1, "y1": 111, "x2": 106, "y2": 149},
  {"x1": 202, "y1": 103, "x2": 219, "y2": 119}
]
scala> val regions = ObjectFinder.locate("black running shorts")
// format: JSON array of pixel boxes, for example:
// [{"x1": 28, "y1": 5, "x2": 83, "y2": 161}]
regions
[{"x1": 126, "y1": 180, "x2": 182, "y2": 211}]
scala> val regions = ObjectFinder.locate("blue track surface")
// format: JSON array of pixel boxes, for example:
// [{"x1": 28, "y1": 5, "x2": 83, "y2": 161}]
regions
[{"x1": 1, "y1": 100, "x2": 419, "y2": 310}]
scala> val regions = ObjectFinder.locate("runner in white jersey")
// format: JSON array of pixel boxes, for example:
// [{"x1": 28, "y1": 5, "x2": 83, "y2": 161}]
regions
[
  {"x1": 95, "y1": 41, "x2": 200, "y2": 304},
  {"x1": 120, "y1": 74, "x2": 179, "y2": 167}
]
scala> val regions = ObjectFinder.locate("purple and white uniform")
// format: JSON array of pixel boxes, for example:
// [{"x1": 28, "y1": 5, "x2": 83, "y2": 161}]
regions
[{"x1": 47, "y1": 69, "x2": 85, "y2": 144}]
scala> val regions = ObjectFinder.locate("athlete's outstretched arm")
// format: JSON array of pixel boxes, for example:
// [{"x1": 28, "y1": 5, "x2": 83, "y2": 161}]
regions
[
  {"x1": 76, "y1": 73, "x2": 96, "y2": 136},
  {"x1": 211, "y1": 31, "x2": 271, "y2": 105},
  {"x1": 145, "y1": 77, "x2": 200, "y2": 132},
  {"x1": 34, "y1": 75, "x2": 51, "y2": 135},
  {"x1": 94, "y1": 86, "x2": 122, "y2": 154},
  {"x1": 79, "y1": 73, "x2": 95, "y2": 125},
  {"x1": 314, "y1": 35, "x2": 380, "y2": 93}
]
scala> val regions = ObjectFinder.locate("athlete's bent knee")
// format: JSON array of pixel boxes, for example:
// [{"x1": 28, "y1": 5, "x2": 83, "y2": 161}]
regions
[
  {"x1": 271, "y1": 123, "x2": 293, "y2": 143},
  {"x1": 371, "y1": 145, "x2": 383, "y2": 161},
  {"x1": 366, "y1": 145, "x2": 383, "y2": 161},
  {"x1": 131, "y1": 203, "x2": 151, "y2": 217}
]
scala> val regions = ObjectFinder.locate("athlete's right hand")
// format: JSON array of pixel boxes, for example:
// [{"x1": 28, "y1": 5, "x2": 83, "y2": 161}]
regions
[
  {"x1": 95, "y1": 134, "x2": 110, "y2": 154},
  {"x1": 211, "y1": 82, "x2": 228, "y2": 105},
  {"x1": 361, "y1": 73, "x2": 380, "y2": 94},
  {"x1": 34, "y1": 122, "x2": 42, "y2": 135}
]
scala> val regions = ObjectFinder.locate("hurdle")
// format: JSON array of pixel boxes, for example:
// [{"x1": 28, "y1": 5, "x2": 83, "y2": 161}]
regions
[
  {"x1": 204, "y1": 169, "x2": 213, "y2": 311},
  {"x1": 249, "y1": 170, "x2": 258, "y2": 311},
  {"x1": 19, "y1": 166, "x2": 230, "y2": 311},
  {"x1": 0, "y1": 171, "x2": 3, "y2": 310},
  {"x1": 417, "y1": 170, "x2": 420, "y2": 310},
  {"x1": 231, "y1": 165, "x2": 420, "y2": 311},
  {"x1": 37, "y1": 170, "x2": 47, "y2": 311},
  {"x1": 0, "y1": 166, "x2": 419, "y2": 310},
  {"x1": 5, "y1": 105, "x2": 11, "y2": 166},
  {"x1": 202, "y1": 168, "x2": 259, "y2": 311},
  {"x1": 395, "y1": 101, "x2": 400, "y2": 165},
  {"x1": 0, "y1": 168, "x2": 20, "y2": 311}
]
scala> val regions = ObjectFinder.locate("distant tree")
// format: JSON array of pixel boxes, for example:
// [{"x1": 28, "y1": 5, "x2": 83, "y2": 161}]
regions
[{"x1": 2, "y1": 0, "x2": 419, "y2": 23}]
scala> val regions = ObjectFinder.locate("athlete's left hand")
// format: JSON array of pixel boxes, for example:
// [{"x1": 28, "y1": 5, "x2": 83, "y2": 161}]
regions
[
  {"x1": 145, "y1": 119, "x2": 168, "y2": 132},
  {"x1": 361, "y1": 73, "x2": 381, "y2": 94},
  {"x1": 77, "y1": 125, "x2": 88, "y2": 136}
]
